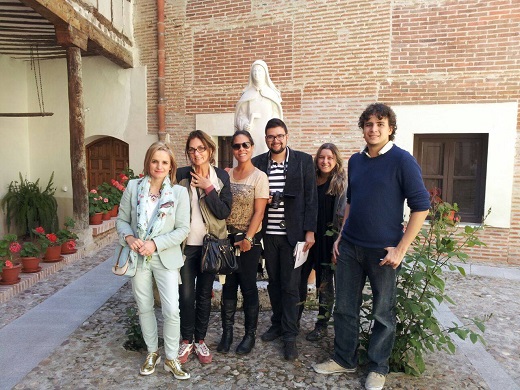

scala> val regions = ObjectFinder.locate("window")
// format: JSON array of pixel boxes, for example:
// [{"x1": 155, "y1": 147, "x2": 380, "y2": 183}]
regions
[
  {"x1": 413, "y1": 134, "x2": 488, "y2": 223},
  {"x1": 217, "y1": 136, "x2": 233, "y2": 169}
]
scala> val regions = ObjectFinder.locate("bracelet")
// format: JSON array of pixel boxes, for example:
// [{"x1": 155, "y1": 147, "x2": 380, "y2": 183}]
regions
[{"x1": 244, "y1": 236, "x2": 253, "y2": 245}]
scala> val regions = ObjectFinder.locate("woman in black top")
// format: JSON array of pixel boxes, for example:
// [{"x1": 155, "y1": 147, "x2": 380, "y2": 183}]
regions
[{"x1": 299, "y1": 143, "x2": 347, "y2": 341}]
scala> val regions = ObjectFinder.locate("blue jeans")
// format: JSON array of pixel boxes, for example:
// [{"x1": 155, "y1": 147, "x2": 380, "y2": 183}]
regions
[{"x1": 333, "y1": 240, "x2": 399, "y2": 375}]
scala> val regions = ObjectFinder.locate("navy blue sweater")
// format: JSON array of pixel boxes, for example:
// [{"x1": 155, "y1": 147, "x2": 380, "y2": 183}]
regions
[{"x1": 341, "y1": 145, "x2": 430, "y2": 249}]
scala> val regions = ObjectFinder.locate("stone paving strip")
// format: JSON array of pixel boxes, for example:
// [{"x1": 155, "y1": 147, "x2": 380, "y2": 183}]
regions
[{"x1": 0, "y1": 242, "x2": 519, "y2": 389}]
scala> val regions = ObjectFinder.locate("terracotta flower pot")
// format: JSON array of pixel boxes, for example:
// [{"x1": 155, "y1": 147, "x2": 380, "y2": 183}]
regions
[
  {"x1": 0, "y1": 264, "x2": 22, "y2": 285},
  {"x1": 102, "y1": 211, "x2": 111, "y2": 221},
  {"x1": 110, "y1": 204, "x2": 119, "y2": 218},
  {"x1": 43, "y1": 245, "x2": 62, "y2": 262},
  {"x1": 61, "y1": 240, "x2": 77, "y2": 255},
  {"x1": 20, "y1": 256, "x2": 41, "y2": 273},
  {"x1": 89, "y1": 212, "x2": 103, "y2": 225}
]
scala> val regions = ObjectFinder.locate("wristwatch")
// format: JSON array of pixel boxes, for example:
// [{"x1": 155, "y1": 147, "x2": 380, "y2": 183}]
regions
[{"x1": 244, "y1": 236, "x2": 253, "y2": 245}]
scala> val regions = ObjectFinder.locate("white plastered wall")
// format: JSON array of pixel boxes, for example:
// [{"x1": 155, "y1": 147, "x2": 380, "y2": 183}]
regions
[
  {"x1": 0, "y1": 56, "x2": 30, "y2": 235},
  {"x1": 394, "y1": 102, "x2": 517, "y2": 228},
  {"x1": 0, "y1": 54, "x2": 151, "y2": 234}
]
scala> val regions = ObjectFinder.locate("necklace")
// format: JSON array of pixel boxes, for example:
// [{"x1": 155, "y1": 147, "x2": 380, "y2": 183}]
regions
[{"x1": 149, "y1": 191, "x2": 161, "y2": 202}]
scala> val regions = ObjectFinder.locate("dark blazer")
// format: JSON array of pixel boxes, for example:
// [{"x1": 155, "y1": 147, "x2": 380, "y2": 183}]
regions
[{"x1": 252, "y1": 147, "x2": 318, "y2": 246}]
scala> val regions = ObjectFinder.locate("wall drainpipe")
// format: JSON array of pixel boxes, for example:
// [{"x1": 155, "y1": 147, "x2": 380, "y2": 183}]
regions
[{"x1": 157, "y1": 0, "x2": 166, "y2": 141}]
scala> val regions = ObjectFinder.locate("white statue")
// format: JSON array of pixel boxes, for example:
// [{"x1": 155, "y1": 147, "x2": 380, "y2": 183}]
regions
[{"x1": 235, "y1": 60, "x2": 283, "y2": 156}]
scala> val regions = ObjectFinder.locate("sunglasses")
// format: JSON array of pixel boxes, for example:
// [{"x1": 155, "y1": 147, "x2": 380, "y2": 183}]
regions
[{"x1": 232, "y1": 142, "x2": 252, "y2": 151}]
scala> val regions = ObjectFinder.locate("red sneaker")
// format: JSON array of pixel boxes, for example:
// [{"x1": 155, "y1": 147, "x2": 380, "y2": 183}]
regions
[
  {"x1": 177, "y1": 340, "x2": 193, "y2": 364},
  {"x1": 194, "y1": 340, "x2": 212, "y2": 364}
]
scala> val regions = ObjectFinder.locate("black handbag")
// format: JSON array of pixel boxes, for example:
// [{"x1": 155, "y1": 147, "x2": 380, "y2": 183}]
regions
[{"x1": 201, "y1": 233, "x2": 238, "y2": 275}]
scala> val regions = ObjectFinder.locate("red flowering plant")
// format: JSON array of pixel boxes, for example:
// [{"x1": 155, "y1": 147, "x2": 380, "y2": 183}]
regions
[
  {"x1": 33, "y1": 226, "x2": 62, "y2": 251},
  {"x1": 0, "y1": 233, "x2": 20, "y2": 271},
  {"x1": 64, "y1": 240, "x2": 76, "y2": 251}
]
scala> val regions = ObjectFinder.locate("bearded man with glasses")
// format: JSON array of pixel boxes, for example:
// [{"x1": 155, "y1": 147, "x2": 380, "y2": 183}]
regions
[{"x1": 252, "y1": 118, "x2": 318, "y2": 361}]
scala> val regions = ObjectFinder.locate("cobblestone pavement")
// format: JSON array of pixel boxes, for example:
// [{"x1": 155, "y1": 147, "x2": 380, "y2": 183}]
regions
[{"x1": 1, "y1": 243, "x2": 519, "y2": 390}]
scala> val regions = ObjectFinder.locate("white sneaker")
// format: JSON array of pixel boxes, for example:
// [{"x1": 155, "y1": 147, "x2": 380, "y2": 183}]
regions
[
  {"x1": 312, "y1": 359, "x2": 356, "y2": 374},
  {"x1": 365, "y1": 372, "x2": 386, "y2": 390}
]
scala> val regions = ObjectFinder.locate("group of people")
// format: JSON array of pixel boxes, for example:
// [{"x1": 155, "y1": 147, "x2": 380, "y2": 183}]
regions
[{"x1": 116, "y1": 102, "x2": 430, "y2": 390}]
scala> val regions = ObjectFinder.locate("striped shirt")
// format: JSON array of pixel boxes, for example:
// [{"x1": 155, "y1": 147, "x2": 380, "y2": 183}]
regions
[{"x1": 266, "y1": 154, "x2": 288, "y2": 235}]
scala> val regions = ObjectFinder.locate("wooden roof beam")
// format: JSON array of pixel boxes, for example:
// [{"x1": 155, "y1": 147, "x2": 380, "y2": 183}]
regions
[
  {"x1": 18, "y1": 0, "x2": 133, "y2": 68},
  {"x1": 55, "y1": 23, "x2": 87, "y2": 51}
]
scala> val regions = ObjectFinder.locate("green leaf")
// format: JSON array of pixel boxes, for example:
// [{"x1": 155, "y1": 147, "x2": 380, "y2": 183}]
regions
[{"x1": 456, "y1": 266, "x2": 466, "y2": 276}]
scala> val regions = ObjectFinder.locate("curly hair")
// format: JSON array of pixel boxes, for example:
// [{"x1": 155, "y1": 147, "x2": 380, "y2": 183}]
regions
[{"x1": 358, "y1": 103, "x2": 397, "y2": 141}]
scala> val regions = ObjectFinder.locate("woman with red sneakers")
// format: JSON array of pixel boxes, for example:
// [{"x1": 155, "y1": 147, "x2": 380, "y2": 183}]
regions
[{"x1": 176, "y1": 130, "x2": 232, "y2": 365}]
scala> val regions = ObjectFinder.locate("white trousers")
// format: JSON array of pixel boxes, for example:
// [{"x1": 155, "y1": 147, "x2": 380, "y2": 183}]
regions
[{"x1": 131, "y1": 255, "x2": 180, "y2": 360}]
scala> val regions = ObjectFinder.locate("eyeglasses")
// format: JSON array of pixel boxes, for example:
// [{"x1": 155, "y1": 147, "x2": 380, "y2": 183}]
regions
[
  {"x1": 232, "y1": 142, "x2": 252, "y2": 151},
  {"x1": 187, "y1": 146, "x2": 207, "y2": 154},
  {"x1": 265, "y1": 134, "x2": 286, "y2": 142}
]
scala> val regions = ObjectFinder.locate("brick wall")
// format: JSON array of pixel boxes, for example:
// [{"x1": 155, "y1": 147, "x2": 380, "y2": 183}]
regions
[{"x1": 133, "y1": 0, "x2": 520, "y2": 265}]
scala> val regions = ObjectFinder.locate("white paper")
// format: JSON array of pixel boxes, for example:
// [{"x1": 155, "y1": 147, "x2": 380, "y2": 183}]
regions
[{"x1": 293, "y1": 241, "x2": 309, "y2": 269}]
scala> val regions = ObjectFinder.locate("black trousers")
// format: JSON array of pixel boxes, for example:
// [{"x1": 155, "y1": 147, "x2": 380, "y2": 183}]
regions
[
  {"x1": 179, "y1": 245, "x2": 215, "y2": 342},
  {"x1": 222, "y1": 232, "x2": 262, "y2": 307},
  {"x1": 263, "y1": 234, "x2": 301, "y2": 341},
  {"x1": 299, "y1": 247, "x2": 335, "y2": 326}
]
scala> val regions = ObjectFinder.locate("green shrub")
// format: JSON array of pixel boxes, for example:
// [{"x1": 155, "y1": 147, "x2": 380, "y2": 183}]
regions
[{"x1": 359, "y1": 191, "x2": 490, "y2": 375}]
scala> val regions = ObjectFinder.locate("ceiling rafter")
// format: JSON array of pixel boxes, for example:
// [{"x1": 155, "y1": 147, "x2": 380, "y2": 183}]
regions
[{"x1": 0, "y1": 0, "x2": 132, "y2": 68}]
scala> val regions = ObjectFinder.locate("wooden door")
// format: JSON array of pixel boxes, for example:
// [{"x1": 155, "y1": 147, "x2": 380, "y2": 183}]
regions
[{"x1": 87, "y1": 137, "x2": 129, "y2": 190}]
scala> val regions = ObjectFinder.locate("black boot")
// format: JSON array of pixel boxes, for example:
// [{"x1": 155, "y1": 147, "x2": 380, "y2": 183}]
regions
[
  {"x1": 236, "y1": 303, "x2": 259, "y2": 355},
  {"x1": 306, "y1": 323, "x2": 328, "y2": 341},
  {"x1": 217, "y1": 299, "x2": 236, "y2": 353}
]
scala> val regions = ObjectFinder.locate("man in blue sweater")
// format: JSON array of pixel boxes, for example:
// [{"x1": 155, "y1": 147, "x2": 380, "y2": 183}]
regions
[{"x1": 313, "y1": 103, "x2": 430, "y2": 390}]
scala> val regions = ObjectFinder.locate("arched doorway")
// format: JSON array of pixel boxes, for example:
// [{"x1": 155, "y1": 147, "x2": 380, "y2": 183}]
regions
[{"x1": 86, "y1": 137, "x2": 129, "y2": 190}]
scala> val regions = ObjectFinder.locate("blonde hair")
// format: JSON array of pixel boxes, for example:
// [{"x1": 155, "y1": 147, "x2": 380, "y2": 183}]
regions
[
  {"x1": 143, "y1": 141, "x2": 177, "y2": 183},
  {"x1": 314, "y1": 143, "x2": 347, "y2": 196}
]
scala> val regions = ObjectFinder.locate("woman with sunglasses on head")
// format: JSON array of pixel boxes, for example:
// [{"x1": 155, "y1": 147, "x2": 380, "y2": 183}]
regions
[
  {"x1": 217, "y1": 130, "x2": 269, "y2": 355},
  {"x1": 298, "y1": 143, "x2": 347, "y2": 341},
  {"x1": 176, "y1": 130, "x2": 232, "y2": 365}
]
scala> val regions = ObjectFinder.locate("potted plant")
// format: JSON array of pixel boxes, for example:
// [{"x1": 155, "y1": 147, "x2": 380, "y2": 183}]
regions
[
  {"x1": 89, "y1": 190, "x2": 103, "y2": 225},
  {"x1": 33, "y1": 226, "x2": 63, "y2": 262},
  {"x1": 1, "y1": 172, "x2": 58, "y2": 237},
  {"x1": 100, "y1": 195, "x2": 113, "y2": 221},
  {"x1": 0, "y1": 234, "x2": 22, "y2": 284},
  {"x1": 57, "y1": 217, "x2": 79, "y2": 254},
  {"x1": 107, "y1": 175, "x2": 124, "y2": 217},
  {"x1": 98, "y1": 181, "x2": 120, "y2": 217},
  {"x1": 19, "y1": 241, "x2": 43, "y2": 272}
]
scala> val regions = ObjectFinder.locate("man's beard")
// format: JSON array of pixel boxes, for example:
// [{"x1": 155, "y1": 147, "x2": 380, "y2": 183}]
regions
[{"x1": 269, "y1": 145, "x2": 286, "y2": 154}]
